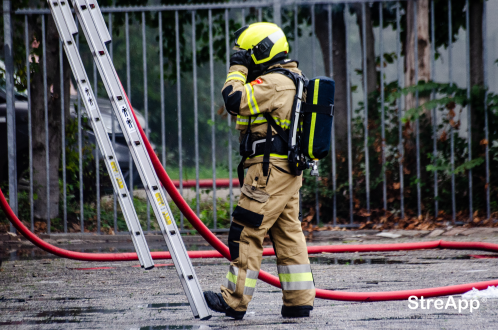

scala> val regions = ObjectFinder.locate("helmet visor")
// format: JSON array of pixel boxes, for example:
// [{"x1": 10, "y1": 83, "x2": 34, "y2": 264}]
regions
[{"x1": 233, "y1": 25, "x2": 249, "y2": 49}]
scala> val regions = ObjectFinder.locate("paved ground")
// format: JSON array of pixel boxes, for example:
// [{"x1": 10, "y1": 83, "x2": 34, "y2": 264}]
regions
[{"x1": 1, "y1": 229, "x2": 498, "y2": 329}]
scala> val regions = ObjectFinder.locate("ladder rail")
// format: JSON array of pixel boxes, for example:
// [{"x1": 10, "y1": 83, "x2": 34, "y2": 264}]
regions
[
  {"x1": 71, "y1": 0, "x2": 211, "y2": 320},
  {"x1": 47, "y1": 0, "x2": 154, "y2": 270}
]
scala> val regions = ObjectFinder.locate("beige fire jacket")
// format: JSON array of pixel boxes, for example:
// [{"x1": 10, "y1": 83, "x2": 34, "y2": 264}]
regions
[{"x1": 221, "y1": 60, "x2": 303, "y2": 167}]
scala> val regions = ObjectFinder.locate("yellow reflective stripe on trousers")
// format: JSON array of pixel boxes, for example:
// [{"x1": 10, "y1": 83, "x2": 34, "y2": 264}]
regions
[
  {"x1": 277, "y1": 264, "x2": 314, "y2": 291},
  {"x1": 278, "y1": 273, "x2": 313, "y2": 282},
  {"x1": 243, "y1": 269, "x2": 259, "y2": 296},
  {"x1": 245, "y1": 278, "x2": 257, "y2": 288},
  {"x1": 244, "y1": 83, "x2": 260, "y2": 115},
  {"x1": 226, "y1": 271, "x2": 237, "y2": 283},
  {"x1": 226, "y1": 71, "x2": 246, "y2": 83},
  {"x1": 224, "y1": 265, "x2": 238, "y2": 292},
  {"x1": 308, "y1": 79, "x2": 320, "y2": 159},
  {"x1": 224, "y1": 266, "x2": 259, "y2": 295}
]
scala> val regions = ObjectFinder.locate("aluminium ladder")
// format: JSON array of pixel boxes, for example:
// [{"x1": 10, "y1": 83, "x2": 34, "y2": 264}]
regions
[
  {"x1": 52, "y1": 0, "x2": 212, "y2": 320},
  {"x1": 48, "y1": 0, "x2": 154, "y2": 270}
]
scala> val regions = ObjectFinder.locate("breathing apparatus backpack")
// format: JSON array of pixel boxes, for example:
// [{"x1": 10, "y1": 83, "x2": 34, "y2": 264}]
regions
[
  {"x1": 237, "y1": 67, "x2": 335, "y2": 186},
  {"x1": 265, "y1": 69, "x2": 335, "y2": 177}
]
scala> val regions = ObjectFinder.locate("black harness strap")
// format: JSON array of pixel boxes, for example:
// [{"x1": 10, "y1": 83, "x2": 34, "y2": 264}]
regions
[
  {"x1": 301, "y1": 102, "x2": 334, "y2": 116},
  {"x1": 262, "y1": 114, "x2": 292, "y2": 177},
  {"x1": 262, "y1": 119, "x2": 272, "y2": 177},
  {"x1": 237, "y1": 117, "x2": 253, "y2": 187},
  {"x1": 237, "y1": 157, "x2": 245, "y2": 188},
  {"x1": 264, "y1": 113, "x2": 289, "y2": 144}
]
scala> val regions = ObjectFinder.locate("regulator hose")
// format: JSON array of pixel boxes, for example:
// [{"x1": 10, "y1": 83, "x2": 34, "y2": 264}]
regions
[{"x1": 2, "y1": 92, "x2": 498, "y2": 301}]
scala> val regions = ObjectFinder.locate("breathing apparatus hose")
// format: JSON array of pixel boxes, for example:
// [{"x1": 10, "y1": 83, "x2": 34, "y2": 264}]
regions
[{"x1": 2, "y1": 92, "x2": 498, "y2": 301}]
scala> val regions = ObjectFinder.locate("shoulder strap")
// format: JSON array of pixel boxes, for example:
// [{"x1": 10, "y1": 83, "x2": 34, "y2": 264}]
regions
[{"x1": 263, "y1": 67, "x2": 303, "y2": 88}]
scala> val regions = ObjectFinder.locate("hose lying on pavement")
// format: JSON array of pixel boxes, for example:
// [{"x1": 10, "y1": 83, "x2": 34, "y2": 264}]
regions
[
  {"x1": 2, "y1": 93, "x2": 498, "y2": 301},
  {"x1": 3, "y1": 189, "x2": 498, "y2": 301}
]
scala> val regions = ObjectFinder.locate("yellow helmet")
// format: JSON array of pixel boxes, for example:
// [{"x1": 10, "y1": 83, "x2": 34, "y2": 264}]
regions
[{"x1": 234, "y1": 22, "x2": 289, "y2": 65}]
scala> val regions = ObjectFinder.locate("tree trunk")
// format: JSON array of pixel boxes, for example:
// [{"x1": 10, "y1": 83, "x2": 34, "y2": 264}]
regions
[
  {"x1": 353, "y1": 3, "x2": 376, "y2": 101},
  {"x1": 30, "y1": 14, "x2": 70, "y2": 222},
  {"x1": 469, "y1": 1, "x2": 484, "y2": 88},
  {"x1": 404, "y1": 0, "x2": 431, "y2": 111},
  {"x1": 469, "y1": 0, "x2": 484, "y2": 151},
  {"x1": 315, "y1": 5, "x2": 348, "y2": 152},
  {"x1": 468, "y1": 0, "x2": 485, "y2": 210}
]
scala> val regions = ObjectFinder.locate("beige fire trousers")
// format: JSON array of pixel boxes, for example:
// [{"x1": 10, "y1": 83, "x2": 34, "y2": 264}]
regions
[{"x1": 220, "y1": 161, "x2": 315, "y2": 312}]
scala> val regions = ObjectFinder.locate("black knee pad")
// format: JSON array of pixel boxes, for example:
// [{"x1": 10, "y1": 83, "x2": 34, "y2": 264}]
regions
[{"x1": 228, "y1": 222, "x2": 244, "y2": 260}]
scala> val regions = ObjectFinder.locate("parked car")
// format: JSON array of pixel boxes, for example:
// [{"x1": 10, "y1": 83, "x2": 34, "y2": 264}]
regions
[{"x1": 0, "y1": 86, "x2": 148, "y2": 191}]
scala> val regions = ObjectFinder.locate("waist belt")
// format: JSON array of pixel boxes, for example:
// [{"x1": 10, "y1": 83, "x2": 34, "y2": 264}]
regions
[{"x1": 244, "y1": 134, "x2": 288, "y2": 158}]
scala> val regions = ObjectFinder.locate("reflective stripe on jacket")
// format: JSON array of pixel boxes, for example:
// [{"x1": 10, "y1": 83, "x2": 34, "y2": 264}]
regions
[{"x1": 221, "y1": 61, "x2": 302, "y2": 142}]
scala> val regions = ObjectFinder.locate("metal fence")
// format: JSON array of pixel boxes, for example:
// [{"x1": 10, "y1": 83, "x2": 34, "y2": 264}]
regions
[{"x1": 2, "y1": 0, "x2": 497, "y2": 235}]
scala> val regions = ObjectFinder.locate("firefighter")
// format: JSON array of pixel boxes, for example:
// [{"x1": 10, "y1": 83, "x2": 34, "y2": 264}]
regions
[{"x1": 204, "y1": 22, "x2": 315, "y2": 320}]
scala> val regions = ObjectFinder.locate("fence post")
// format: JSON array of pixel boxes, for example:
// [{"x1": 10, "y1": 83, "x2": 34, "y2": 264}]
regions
[
  {"x1": 4, "y1": 0, "x2": 17, "y2": 232},
  {"x1": 273, "y1": 0, "x2": 281, "y2": 26}
]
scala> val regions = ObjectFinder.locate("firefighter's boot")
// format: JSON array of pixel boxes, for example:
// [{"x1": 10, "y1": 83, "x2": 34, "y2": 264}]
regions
[{"x1": 204, "y1": 291, "x2": 246, "y2": 320}]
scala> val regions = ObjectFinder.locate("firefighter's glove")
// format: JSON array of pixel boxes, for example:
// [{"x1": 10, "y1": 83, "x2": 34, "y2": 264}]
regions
[{"x1": 229, "y1": 50, "x2": 253, "y2": 68}]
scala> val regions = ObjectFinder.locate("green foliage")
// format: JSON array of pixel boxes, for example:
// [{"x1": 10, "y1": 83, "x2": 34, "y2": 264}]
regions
[
  {"x1": 61, "y1": 114, "x2": 97, "y2": 203},
  {"x1": 0, "y1": 184, "x2": 32, "y2": 226},
  {"x1": 301, "y1": 79, "x2": 498, "y2": 223},
  {"x1": 167, "y1": 194, "x2": 232, "y2": 232},
  {"x1": 426, "y1": 155, "x2": 485, "y2": 176}
]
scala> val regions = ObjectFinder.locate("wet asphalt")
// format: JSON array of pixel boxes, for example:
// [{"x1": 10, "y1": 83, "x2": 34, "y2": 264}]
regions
[{"x1": 1, "y1": 235, "x2": 498, "y2": 329}]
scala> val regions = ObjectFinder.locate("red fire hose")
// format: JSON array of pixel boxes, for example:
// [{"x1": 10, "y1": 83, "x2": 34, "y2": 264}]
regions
[
  {"x1": 3, "y1": 189, "x2": 498, "y2": 301},
  {"x1": 2, "y1": 91, "x2": 498, "y2": 301}
]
